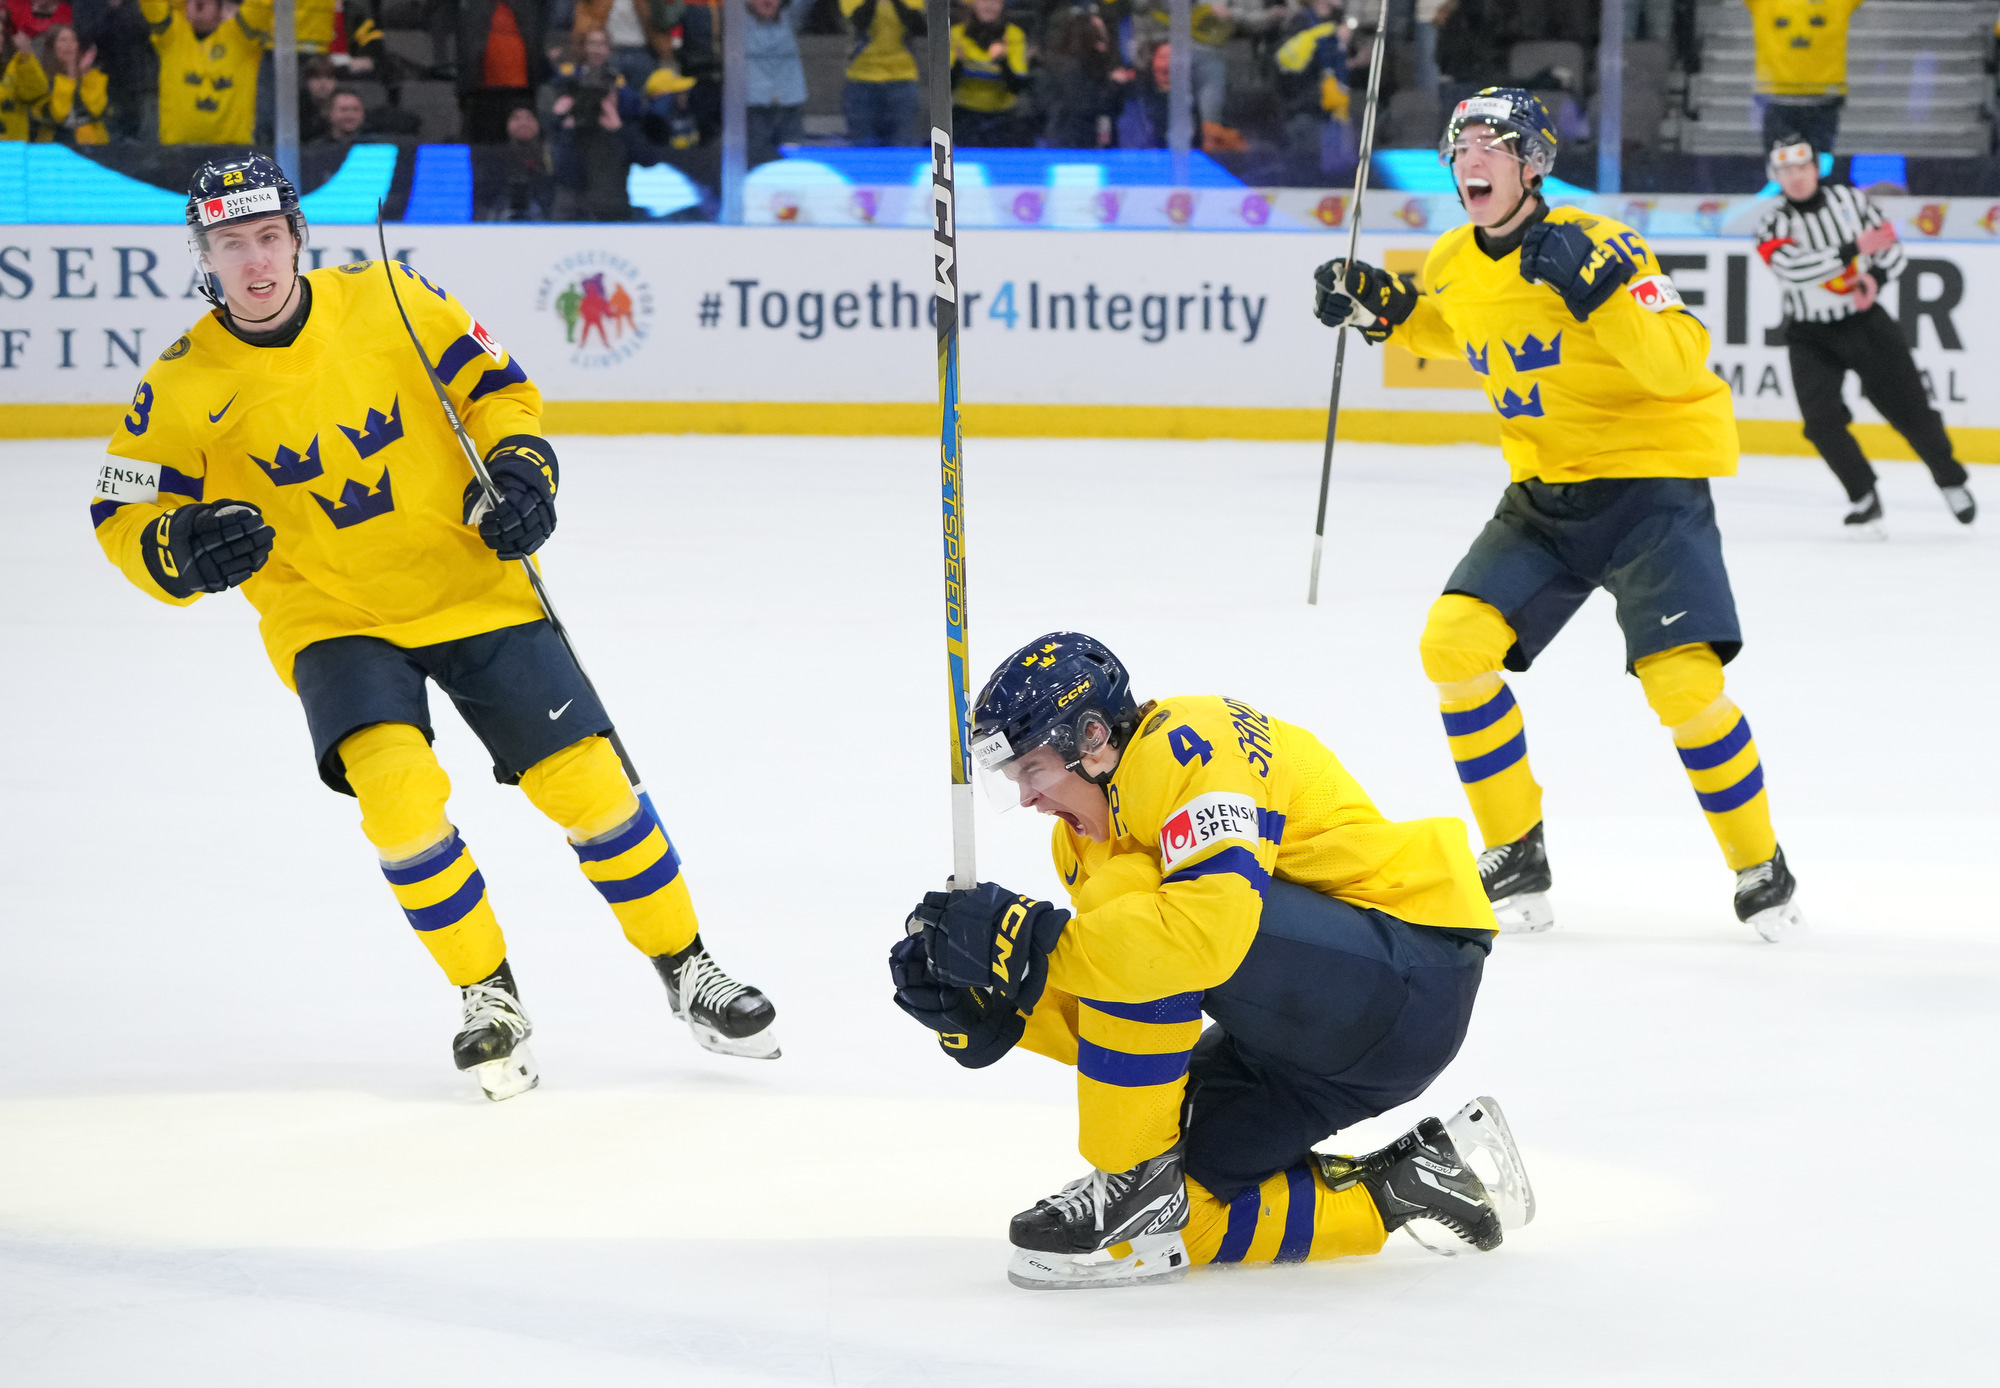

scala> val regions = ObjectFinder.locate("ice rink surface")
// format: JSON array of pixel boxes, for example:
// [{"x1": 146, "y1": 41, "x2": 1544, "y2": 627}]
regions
[{"x1": 2, "y1": 435, "x2": 1995, "y2": 1385}]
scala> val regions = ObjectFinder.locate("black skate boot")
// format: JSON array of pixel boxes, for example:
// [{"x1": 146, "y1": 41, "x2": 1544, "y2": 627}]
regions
[
  {"x1": 1321, "y1": 1115, "x2": 1504, "y2": 1254},
  {"x1": 653, "y1": 935, "x2": 780, "y2": 1059},
  {"x1": 1478, "y1": 822, "x2": 1554, "y2": 934},
  {"x1": 1844, "y1": 489, "x2": 1886, "y2": 539},
  {"x1": 1734, "y1": 844, "x2": 1802, "y2": 943},
  {"x1": 1942, "y1": 484, "x2": 1977, "y2": 525},
  {"x1": 1007, "y1": 1144, "x2": 1190, "y2": 1290},
  {"x1": 452, "y1": 959, "x2": 538, "y2": 1102}
]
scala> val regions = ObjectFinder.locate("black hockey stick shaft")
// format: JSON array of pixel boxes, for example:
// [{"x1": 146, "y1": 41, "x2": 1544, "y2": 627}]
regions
[
  {"x1": 373, "y1": 210, "x2": 648, "y2": 799},
  {"x1": 1307, "y1": 0, "x2": 1393, "y2": 606},
  {"x1": 929, "y1": 0, "x2": 975, "y2": 892}
]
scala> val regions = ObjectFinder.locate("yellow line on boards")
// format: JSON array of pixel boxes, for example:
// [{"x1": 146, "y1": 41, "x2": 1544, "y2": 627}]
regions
[{"x1": 7, "y1": 402, "x2": 1999, "y2": 462}]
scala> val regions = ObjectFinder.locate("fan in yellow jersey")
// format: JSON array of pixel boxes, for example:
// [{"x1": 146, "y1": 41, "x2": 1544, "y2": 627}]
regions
[
  {"x1": 949, "y1": 0, "x2": 1028, "y2": 146},
  {"x1": 90, "y1": 154, "x2": 779, "y2": 1100},
  {"x1": 1312, "y1": 88, "x2": 1803, "y2": 942},
  {"x1": 889, "y1": 633, "x2": 1534, "y2": 1290},
  {"x1": 141, "y1": 0, "x2": 271, "y2": 145}
]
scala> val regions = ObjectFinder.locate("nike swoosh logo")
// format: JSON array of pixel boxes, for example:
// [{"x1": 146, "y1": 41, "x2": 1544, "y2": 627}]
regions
[
  {"x1": 548, "y1": 699, "x2": 574, "y2": 720},
  {"x1": 208, "y1": 393, "x2": 238, "y2": 424},
  {"x1": 1064, "y1": 863, "x2": 1079, "y2": 885},
  {"x1": 1661, "y1": 611, "x2": 1687, "y2": 626}
]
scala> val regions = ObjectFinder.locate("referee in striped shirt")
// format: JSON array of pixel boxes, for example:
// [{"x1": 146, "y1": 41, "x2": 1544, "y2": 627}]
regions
[{"x1": 1755, "y1": 134, "x2": 1977, "y2": 531}]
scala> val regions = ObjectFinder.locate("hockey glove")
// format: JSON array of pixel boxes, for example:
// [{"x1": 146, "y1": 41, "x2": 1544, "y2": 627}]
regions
[
  {"x1": 906, "y1": 882, "x2": 1069, "y2": 1010},
  {"x1": 144, "y1": 500, "x2": 275, "y2": 599},
  {"x1": 1313, "y1": 258, "x2": 1416, "y2": 344},
  {"x1": 1519, "y1": 222, "x2": 1635, "y2": 322},
  {"x1": 463, "y1": 434, "x2": 560, "y2": 560},
  {"x1": 888, "y1": 932, "x2": 1025, "y2": 1069}
]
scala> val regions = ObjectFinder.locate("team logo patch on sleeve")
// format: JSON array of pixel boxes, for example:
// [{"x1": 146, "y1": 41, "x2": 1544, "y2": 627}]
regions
[
  {"x1": 94, "y1": 454, "x2": 159, "y2": 503},
  {"x1": 470, "y1": 317, "x2": 506, "y2": 363},
  {"x1": 1628, "y1": 274, "x2": 1684, "y2": 312},
  {"x1": 1158, "y1": 791, "x2": 1260, "y2": 871}
]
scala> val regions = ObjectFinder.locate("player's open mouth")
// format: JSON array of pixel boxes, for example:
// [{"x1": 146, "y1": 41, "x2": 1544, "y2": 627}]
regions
[
  {"x1": 1045, "y1": 807, "x2": 1082, "y2": 832},
  {"x1": 247, "y1": 279, "x2": 279, "y2": 298},
  {"x1": 1464, "y1": 178, "x2": 1492, "y2": 208}
]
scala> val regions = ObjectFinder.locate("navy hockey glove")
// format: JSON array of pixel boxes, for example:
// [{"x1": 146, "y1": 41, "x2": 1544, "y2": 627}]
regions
[
  {"x1": 463, "y1": 434, "x2": 559, "y2": 560},
  {"x1": 1519, "y1": 222, "x2": 1634, "y2": 322},
  {"x1": 144, "y1": 500, "x2": 275, "y2": 598},
  {"x1": 888, "y1": 932, "x2": 1025, "y2": 1069},
  {"x1": 906, "y1": 882, "x2": 1069, "y2": 1009},
  {"x1": 1313, "y1": 258, "x2": 1416, "y2": 344}
]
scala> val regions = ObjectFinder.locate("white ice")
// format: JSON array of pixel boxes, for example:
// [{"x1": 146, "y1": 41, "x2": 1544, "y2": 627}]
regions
[{"x1": 2, "y1": 436, "x2": 1995, "y2": 1385}]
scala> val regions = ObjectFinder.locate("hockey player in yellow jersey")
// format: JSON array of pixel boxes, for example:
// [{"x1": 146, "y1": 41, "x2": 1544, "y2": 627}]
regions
[
  {"x1": 890, "y1": 634, "x2": 1534, "y2": 1289},
  {"x1": 1312, "y1": 88, "x2": 1802, "y2": 941},
  {"x1": 90, "y1": 155, "x2": 778, "y2": 1099}
]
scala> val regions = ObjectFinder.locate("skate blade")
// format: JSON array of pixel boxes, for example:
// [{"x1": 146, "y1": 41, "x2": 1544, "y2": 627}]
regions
[
  {"x1": 1745, "y1": 898, "x2": 1803, "y2": 944},
  {"x1": 1007, "y1": 1233, "x2": 1190, "y2": 1291},
  {"x1": 688, "y1": 1019, "x2": 782, "y2": 1060},
  {"x1": 1491, "y1": 891, "x2": 1554, "y2": 934},
  {"x1": 1445, "y1": 1095, "x2": 1535, "y2": 1231},
  {"x1": 1845, "y1": 521, "x2": 1888, "y2": 541},
  {"x1": 472, "y1": 1044, "x2": 540, "y2": 1102}
]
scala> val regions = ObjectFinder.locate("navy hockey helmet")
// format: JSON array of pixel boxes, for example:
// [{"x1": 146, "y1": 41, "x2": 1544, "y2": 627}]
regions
[
  {"x1": 971, "y1": 632, "x2": 1140, "y2": 805},
  {"x1": 185, "y1": 153, "x2": 308, "y2": 309},
  {"x1": 1438, "y1": 87, "x2": 1559, "y2": 183}
]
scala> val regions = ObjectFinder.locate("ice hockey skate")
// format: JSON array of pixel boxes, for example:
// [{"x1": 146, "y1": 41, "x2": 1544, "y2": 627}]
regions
[
  {"x1": 654, "y1": 935, "x2": 781, "y2": 1059},
  {"x1": 1942, "y1": 485, "x2": 1977, "y2": 524},
  {"x1": 452, "y1": 961, "x2": 538, "y2": 1102},
  {"x1": 1735, "y1": 845, "x2": 1803, "y2": 942},
  {"x1": 1006, "y1": 1145, "x2": 1191, "y2": 1290},
  {"x1": 1844, "y1": 490, "x2": 1887, "y2": 539},
  {"x1": 1319, "y1": 1096, "x2": 1531, "y2": 1256},
  {"x1": 1478, "y1": 822, "x2": 1554, "y2": 933}
]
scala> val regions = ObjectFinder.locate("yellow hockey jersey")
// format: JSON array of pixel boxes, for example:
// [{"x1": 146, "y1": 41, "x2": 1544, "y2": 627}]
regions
[
  {"x1": 1046, "y1": 696, "x2": 1493, "y2": 1005},
  {"x1": 1746, "y1": 0, "x2": 1862, "y2": 98},
  {"x1": 143, "y1": 0, "x2": 273, "y2": 145},
  {"x1": 0, "y1": 49, "x2": 50, "y2": 141},
  {"x1": 949, "y1": 20, "x2": 1027, "y2": 114},
  {"x1": 1396, "y1": 206, "x2": 1738, "y2": 484},
  {"x1": 92, "y1": 261, "x2": 546, "y2": 689}
]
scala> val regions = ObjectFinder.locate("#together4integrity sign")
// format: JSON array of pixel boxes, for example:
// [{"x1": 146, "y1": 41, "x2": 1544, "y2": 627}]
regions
[{"x1": 0, "y1": 224, "x2": 1989, "y2": 457}]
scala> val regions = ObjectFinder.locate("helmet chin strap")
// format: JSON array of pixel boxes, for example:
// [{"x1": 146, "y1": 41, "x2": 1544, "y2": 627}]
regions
[{"x1": 218, "y1": 240, "x2": 304, "y2": 326}]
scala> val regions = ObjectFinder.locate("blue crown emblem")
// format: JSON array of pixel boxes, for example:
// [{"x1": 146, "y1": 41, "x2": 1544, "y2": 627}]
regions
[
  {"x1": 1494, "y1": 384, "x2": 1545, "y2": 419},
  {"x1": 250, "y1": 435, "x2": 323, "y2": 486},
  {"x1": 1464, "y1": 341, "x2": 1489, "y2": 375},
  {"x1": 338, "y1": 396, "x2": 404, "y2": 461},
  {"x1": 1505, "y1": 333, "x2": 1562, "y2": 372},
  {"x1": 311, "y1": 467, "x2": 396, "y2": 528}
]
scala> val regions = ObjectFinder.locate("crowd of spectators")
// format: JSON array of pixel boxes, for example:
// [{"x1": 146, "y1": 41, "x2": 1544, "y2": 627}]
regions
[{"x1": 0, "y1": 0, "x2": 1626, "y2": 216}]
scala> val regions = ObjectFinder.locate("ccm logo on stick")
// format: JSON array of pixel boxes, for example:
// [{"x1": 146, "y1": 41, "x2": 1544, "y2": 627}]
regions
[{"x1": 1159, "y1": 791, "x2": 1259, "y2": 871}]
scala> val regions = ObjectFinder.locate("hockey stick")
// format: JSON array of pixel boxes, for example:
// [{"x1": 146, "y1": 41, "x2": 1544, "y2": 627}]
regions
[
  {"x1": 929, "y1": 0, "x2": 976, "y2": 891},
  {"x1": 373, "y1": 209, "x2": 654, "y2": 813},
  {"x1": 1306, "y1": 0, "x2": 1393, "y2": 606}
]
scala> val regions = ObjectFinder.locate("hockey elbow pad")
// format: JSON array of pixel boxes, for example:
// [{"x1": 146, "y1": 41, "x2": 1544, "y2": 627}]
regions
[
  {"x1": 144, "y1": 500, "x2": 275, "y2": 598},
  {"x1": 1520, "y1": 222, "x2": 1635, "y2": 322},
  {"x1": 1313, "y1": 258, "x2": 1415, "y2": 343},
  {"x1": 463, "y1": 435, "x2": 559, "y2": 560}
]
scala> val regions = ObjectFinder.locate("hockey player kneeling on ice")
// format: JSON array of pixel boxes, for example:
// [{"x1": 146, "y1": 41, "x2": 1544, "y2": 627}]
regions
[
  {"x1": 1313, "y1": 87, "x2": 1802, "y2": 942},
  {"x1": 889, "y1": 633, "x2": 1534, "y2": 1289},
  {"x1": 89, "y1": 154, "x2": 777, "y2": 1100}
]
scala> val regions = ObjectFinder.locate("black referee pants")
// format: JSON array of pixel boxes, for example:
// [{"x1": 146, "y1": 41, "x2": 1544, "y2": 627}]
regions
[{"x1": 1786, "y1": 305, "x2": 1967, "y2": 501}]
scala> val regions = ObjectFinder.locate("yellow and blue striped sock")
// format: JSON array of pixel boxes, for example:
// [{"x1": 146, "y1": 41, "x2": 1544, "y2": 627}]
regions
[
  {"x1": 1440, "y1": 675, "x2": 1544, "y2": 849},
  {"x1": 1673, "y1": 699, "x2": 1778, "y2": 871},
  {"x1": 1075, "y1": 992, "x2": 1204, "y2": 1175},
  {"x1": 1184, "y1": 1164, "x2": 1387, "y2": 1265},
  {"x1": 381, "y1": 829, "x2": 506, "y2": 986},
  {"x1": 570, "y1": 804, "x2": 701, "y2": 959}
]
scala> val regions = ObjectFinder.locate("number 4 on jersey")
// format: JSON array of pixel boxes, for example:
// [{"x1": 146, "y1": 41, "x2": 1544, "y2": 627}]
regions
[{"x1": 1167, "y1": 725, "x2": 1214, "y2": 766}]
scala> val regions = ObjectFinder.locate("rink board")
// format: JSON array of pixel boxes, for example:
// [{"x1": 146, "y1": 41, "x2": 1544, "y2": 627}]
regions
[{"x1": 2, "y1": 223, "x2": 1995, "y2": 460}]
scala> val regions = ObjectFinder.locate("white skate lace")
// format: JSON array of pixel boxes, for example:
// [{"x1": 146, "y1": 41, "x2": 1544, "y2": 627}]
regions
[
  {"x1": 460, "y1": 981, "x2": 530, "y2": 1039},
  {"x1": 1476, "y1": 843, "x2": 1511, "y2": 878},
  {"x1": 1045, "y1": 1167, "x2": 1129, "y2": 1234},
  {"x1": 676, "y1": 951, "x2": 749, "y2": 1020},
  {"x1": 1735, "y1": 860, "x2": 1775, "y2": 895}
]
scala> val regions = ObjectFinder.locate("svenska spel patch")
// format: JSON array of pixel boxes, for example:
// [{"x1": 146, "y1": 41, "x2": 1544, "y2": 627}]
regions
[
  {"x1": 1628, "y1": 274, "x2": 1684, "y2": 313},
  {"x1": 94, "y1": 454, "x2": 159, "y2": 503},
  {"x1": 1457, "y1": 96, "x2": 1514, "y2": 123},
  {"x1": 1158, "y1": 790, "x2": 1259, "y2": 871},
  {"x1": 198, "y1": 186, "x2": 283, "y2": 226},
  {"x1": 972, "y1": 731, "x2": 1013, "y2": 771},
  {"x1": 470, "y1": 317, "x2": 506, "y2": 363}
]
